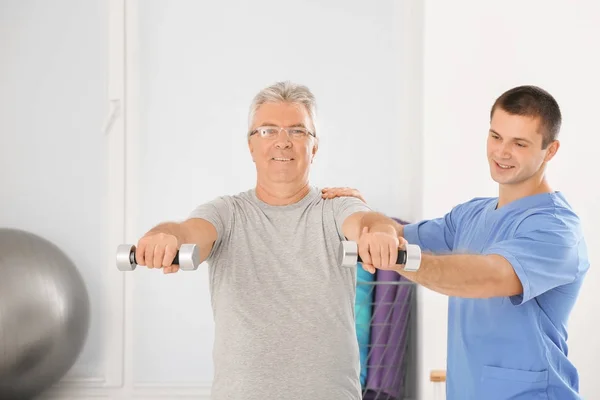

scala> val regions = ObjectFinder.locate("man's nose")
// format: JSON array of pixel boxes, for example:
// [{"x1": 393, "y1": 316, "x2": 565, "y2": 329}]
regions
[
  {"x1": 274, "y1": 131, "x2": 292, "y2": 148},
  {"x1": 275, "y1": 140, "x2": 292, "y2": 149},
  {"x1": 498, "y1": 143, "x2": 511, "y2": 158}
]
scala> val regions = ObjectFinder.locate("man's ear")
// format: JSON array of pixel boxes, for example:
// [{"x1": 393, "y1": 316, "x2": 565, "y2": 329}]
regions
[
  {"x1": 311, "y1": 138, "x2": 319, "y2": 163},
  {"x1": 544, "y1": 140, "x2": 560, "y2": 162},
  {"x1": 248, "y1": 139, "x2": 255, "y2": 162}
]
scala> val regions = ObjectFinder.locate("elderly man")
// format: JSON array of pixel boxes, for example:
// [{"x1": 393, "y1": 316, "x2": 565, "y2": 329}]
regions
[{"x1": 132, "y1": 81, "x2": 406, "y2": 400}]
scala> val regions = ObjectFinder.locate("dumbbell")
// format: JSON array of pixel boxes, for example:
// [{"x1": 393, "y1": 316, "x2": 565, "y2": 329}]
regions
[
  {"x1": 115, "y1": 244, "x2": 200, "y2": 271},
  {"x1": 338, "y1": 240, "x2": 422, "y2": 271}
]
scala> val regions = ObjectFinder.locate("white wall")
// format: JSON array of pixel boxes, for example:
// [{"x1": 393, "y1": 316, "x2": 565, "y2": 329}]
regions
[
  {"x1": 0, "y1": 0, "x2": 109, "y2": 383},
  {"x1": 419, "y1": 1, "x2": 600, "y2": 399},
  {"x1": 130, "y1": 0, "x2": 418, "y2": 392},
  {"x1": 2, "y1": 1, "x2": 597, "y2": 399}
]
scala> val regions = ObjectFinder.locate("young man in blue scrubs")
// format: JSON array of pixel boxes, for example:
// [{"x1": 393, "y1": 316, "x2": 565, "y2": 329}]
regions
[{"x1": 323, "y1": 85, "x2": 590, "y2": 399}]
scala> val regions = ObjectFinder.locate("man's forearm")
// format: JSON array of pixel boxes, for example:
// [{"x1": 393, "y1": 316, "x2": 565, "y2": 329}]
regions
[
  {"x1": 361, "y1": 212, "x2": 404, "y2": 237},
  {"x1": 148, "y1": 222, "x2": 181, "y2": 235},
  {"x1": 395, "y1": 253, "x2": 523, "y2": 298},
  {"x1": 146, "y1": 222, "x2": 190, "y2": 242},
  {"x1": 143, "y1": 218, "x2": 218, "y2": 263}
]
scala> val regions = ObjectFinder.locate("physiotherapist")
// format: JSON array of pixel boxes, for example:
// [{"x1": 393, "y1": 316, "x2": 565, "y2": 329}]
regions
[{"x1": 323, "y1": 85, "x2": 590, "y2": 400}]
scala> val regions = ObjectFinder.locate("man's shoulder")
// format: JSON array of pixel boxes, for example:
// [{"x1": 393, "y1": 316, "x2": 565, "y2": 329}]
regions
[
  {"x1": 512, "y1": 192, "x2": 582, "y2": 232},
  {"x1": 462, "y1": 196, "x2": 497, "y2": 207},
  {"x1": 518, "y1": 210, "x2": 581, "y2": 238},
  {"x1": 547, "y1": 192, "x2": 582, "y2": 223},
  {"x1": 206, "y1": 189, "x2": 256, "y2": 204},
  {"x1": 322, "y1": 196, "x2": 372, "y2": 214},
  {"x1": 448, "y1": 196, "x2": 496, "y2": 217},
  {"x1": 314, "y1": 187, "x2": 370, "y2": 209},
  {"x1": 188, "y1": 189, "x2": 256, "y2": 215}
]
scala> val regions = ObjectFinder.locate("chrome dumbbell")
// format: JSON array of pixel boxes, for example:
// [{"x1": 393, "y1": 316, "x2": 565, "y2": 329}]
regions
[
  {"x1": 115, "y1": 244, "x2": 200, "y2": 271},
  {"x1": 338, "y1": 240, "x2": 422, "y2": 271}
]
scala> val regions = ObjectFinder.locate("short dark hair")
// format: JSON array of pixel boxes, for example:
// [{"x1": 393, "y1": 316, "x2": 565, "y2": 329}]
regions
[{"x1": 490, "y1": 85, "x2": 562, "y2": 149}]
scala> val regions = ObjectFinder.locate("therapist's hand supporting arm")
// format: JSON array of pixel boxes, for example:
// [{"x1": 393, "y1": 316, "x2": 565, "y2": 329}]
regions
[{"x1": 395, "y1": 253, "x2": 523, "y2": 298}]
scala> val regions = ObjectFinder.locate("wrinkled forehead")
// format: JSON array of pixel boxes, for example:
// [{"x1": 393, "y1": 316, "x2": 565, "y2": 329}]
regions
[{"x1": 252, "y1": 102, "x2": 315, "y2": 131}]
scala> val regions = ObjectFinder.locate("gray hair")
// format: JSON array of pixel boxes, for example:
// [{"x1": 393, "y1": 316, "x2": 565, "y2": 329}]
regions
[{"x1": 247, "y1": 81, "x2": 318, "y2": 138}]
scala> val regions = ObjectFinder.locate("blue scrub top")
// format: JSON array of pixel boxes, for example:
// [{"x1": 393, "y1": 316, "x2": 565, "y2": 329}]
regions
[{"x1": 404, "y1": 192, "x2": 589, "y2": 400}]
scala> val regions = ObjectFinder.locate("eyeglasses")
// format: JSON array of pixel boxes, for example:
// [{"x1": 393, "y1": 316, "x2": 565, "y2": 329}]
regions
[{"x1": 249, "y1": 126, "x2": 315, "y2": 140}]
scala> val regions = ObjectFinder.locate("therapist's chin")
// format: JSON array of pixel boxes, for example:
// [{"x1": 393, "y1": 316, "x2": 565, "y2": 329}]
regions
[{"x1": 489, "y1": 169, "x2": 521, "y2": 185}]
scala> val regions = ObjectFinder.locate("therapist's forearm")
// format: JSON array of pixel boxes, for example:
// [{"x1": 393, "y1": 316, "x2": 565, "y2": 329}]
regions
[{"x1": 395, "y1": 253, "x2": 523, "y2": 298}]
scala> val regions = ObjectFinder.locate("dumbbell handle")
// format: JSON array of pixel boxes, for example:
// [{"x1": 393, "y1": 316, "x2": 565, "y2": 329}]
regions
[
  {"x1": 358, "y1": 249, "x2": 407, "y2": 265},
  {"x1": 338, "y1": 241, "x2": 422, "y2": 271},
  {"x1": 129, "y1": 249, "x2": 182, "y2": 265}
]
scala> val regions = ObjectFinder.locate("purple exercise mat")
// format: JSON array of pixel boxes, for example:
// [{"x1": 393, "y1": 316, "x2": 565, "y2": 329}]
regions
[{"x1": 365, "y1": 219, "x2": 413, "y2": 399}]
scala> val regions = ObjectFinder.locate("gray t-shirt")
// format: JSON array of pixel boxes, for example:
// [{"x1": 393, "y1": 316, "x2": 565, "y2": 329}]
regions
[{"x1": 189, "y1": 186, "x2": 371, "y2": 400}]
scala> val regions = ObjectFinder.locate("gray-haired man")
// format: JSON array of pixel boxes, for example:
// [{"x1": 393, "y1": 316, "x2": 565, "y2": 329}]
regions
[{"x1": 132, "y1": 81, "x2": 404, "y2": 399}]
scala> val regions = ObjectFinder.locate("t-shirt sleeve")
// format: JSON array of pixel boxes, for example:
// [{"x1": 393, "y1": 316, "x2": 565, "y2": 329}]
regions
[
  {"x1": 484, "y1": 213, "x2": 584, "y2": 305},
  {"x1": 331, "y1": 196, "x2": 373, "y2": 239},
  {"x1": 187, "y1": 196, "x2": 233, "y2": 261},
  {"x1": 403, "y1": 204, "x2": 466, "y2": 253}
]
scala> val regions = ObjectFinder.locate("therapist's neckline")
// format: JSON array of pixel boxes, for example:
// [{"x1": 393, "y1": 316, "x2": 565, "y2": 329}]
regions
[{"x1": 493, "y1": 191, "x2": 560, "y2": 211}]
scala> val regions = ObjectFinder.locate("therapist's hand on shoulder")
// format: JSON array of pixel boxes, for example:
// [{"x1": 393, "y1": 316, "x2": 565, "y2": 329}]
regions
[
  {"x1": 357, "y1": 226, "x2": 400, "y2": 274},
  {"x1": 321, "y1": 187, "x2": 366, "y2": 203}
]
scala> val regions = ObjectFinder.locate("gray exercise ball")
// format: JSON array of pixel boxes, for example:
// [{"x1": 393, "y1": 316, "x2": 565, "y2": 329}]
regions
[{"x1": 0, "y1": 228, "x2": 90, "y2": 400}]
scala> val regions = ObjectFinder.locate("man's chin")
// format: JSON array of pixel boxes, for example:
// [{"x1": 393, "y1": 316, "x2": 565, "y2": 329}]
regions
[
  {"x1": 267, "y1": 173, "x2": 298, "y2": 183},
  {"x1": 491, "y1": 174, "x2": 524, "y2": 186},
  {"x1": 490, "y1": 170, "x2": 511, "y2": 184}
]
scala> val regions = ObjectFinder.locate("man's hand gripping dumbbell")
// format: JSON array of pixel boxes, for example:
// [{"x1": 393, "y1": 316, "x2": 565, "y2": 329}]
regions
[
  {"x1": 338, "y1": 237, "x2": 422, "y2": 272},
  {"x1": 116, "y1": 232, "x2": 200, "y2": 272}
]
